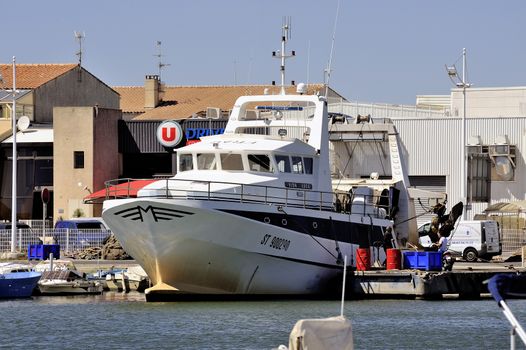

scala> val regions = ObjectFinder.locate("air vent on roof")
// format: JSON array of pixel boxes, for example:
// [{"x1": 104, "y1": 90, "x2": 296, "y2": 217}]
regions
[
  {"x1": 206, "y1": 107, "x2": 222, "y2": 119},
  {"x1": 244, "y1": 110, "x2": 259, "y2": 120}
]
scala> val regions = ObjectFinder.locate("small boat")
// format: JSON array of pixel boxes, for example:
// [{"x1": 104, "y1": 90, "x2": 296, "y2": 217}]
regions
[
  {"x1": 278, "y1": 316, "x2": 354, "y2": 350},
  {"x1": 105, "y1": 265, "x2": 149, "y2": 293},
  {"x1": 34, "y1": 259, "x2": 103, "y2": 295},
  {"x1": 0, "y1": 263, "x2": 41, "y2": 299},
  {"x1": 37, "y1": 270, "x2": 103, "y2": 295}
]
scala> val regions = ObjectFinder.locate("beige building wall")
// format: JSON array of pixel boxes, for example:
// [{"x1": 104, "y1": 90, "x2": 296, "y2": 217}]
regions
[
  {"x1": 450, "y1": 87, "x2": 526, "y2": 117},
  {"x1": 35, "y1": 68, "x2": 119, "y2": 123},
  {"x1": 53, "y1": 106, "x2": 121, "y2": 221}
]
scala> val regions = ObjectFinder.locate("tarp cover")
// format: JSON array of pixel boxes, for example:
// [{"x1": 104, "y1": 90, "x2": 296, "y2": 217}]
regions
[{"x1": 288, "y1": 316, "x2": 353, "y2": 350}]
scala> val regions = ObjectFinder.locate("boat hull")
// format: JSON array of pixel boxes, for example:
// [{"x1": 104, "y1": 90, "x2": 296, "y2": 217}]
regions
[
  {"x1": 0, "y1": 272, "x2": 41, "y2": 299},
  {"x1": 103, "y1": 198, "x2": 389, "y2": 299},
  {"x1": 37, "y1": 280, "x2": 103, "y2": 295}
]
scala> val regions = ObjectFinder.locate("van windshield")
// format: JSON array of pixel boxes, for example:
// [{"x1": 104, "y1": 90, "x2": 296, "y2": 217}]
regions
[{"x1": 76, "y1": 222, "x2": 105, "y2": 229}]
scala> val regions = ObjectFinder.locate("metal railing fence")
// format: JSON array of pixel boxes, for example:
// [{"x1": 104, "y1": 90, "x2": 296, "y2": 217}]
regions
[
  {"x1": 326, "y1": 98, "x2": 449, "y2": 119},
  {"x1": 501, "y1": 228, "x2": 526, "y2": 258},
  {"x1": 0, "y1": 228, "x2": 111, "y2": 254}
]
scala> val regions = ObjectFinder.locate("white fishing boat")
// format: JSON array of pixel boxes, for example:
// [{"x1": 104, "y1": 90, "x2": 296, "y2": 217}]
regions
[{"x1": 101, "y1": 27, "x2": 431, "y2": 301}]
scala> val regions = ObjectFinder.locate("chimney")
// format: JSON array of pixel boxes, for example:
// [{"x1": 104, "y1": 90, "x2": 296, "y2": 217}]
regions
[{"x1": 144, "y1": 75, "x2": 160, "y2": 109}]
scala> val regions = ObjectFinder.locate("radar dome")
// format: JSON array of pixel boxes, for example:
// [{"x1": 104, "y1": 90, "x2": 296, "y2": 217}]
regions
[{"x1": 296, "y1": 83, "x2": 307, "y2": 95}]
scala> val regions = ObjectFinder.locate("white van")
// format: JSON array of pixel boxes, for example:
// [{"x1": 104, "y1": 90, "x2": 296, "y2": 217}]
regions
[{"x1": 418, "y1": 220, "x2": 502, "y2": 262}]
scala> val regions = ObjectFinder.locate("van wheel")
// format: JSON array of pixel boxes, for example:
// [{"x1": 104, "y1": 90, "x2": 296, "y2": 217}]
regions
[{"x1": 464, "y1": 248, "x2": 478, "y2": 262}]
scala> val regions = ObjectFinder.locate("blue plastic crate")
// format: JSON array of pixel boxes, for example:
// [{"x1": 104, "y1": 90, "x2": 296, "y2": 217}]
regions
[
  {"x1": 403, "y1": 251, "x2": 442, "y2": 271},
  {"x1": 27, "y1": 244, "x2": 60, "y2": 260}
]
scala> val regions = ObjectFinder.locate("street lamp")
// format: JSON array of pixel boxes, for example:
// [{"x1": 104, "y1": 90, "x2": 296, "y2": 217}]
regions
[
  {"x1": 445, "y1": 48, "x2": 471, "y2": 220},
  {"x1": 1, "y1": 57, "x2": 19, "y2": 256}
]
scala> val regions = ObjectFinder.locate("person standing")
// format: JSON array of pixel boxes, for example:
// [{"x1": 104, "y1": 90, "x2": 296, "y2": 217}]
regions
[{"x1": 433, "y1": 232, "x2": 448, "y2": 254}]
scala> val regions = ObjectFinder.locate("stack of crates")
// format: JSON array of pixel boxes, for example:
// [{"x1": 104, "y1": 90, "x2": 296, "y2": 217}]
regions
[
  {"x1": 27, "y1": 244, "x2": 60, "y2": 260},
  {"x1": 402, "y1": 251, "x2": 442, "y2": 271}
]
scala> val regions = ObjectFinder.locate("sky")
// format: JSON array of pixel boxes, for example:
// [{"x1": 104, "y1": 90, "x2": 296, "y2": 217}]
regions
[{"x1": 2, "y1": 0, "x2": 525, "y2": 105}]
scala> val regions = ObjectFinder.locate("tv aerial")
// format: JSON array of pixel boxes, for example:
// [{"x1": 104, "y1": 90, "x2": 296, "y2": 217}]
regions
[{"x1": 154, "y1": 41, "x2": 170, "y2": 81}]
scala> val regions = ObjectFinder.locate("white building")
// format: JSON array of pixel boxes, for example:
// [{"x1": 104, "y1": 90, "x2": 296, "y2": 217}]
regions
[{"x1": 329, "y1": 86, "x2": 526, "y2": 224}]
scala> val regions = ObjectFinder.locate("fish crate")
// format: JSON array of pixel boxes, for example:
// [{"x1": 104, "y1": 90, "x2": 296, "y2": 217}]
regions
[
  {"x1": 27, "y1": 244, "x2": 60, "y2": 260},
  {"x1": 402, "y1": 251, "x2": 442, "y2": 271}
]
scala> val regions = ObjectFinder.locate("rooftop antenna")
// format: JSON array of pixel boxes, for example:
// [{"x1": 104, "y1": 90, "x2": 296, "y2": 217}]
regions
[
  {"x1": 74, "y1": 31, "x2": 85, "y2": 82},
  {"x1": 154, "y1": 41, "x2": 170, "y2": 82},
  {"x1": 272, "y1": 16, "x2": 295, "y2": 95},
  {"x1": 324, "y1": 0, "x2": 341, "y2": 98}
]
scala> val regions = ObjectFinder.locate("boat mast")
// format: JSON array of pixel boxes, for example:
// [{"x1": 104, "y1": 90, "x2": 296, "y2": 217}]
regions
[{"x1": 273, "y1": 17, "x2": 295, "y2": 95}]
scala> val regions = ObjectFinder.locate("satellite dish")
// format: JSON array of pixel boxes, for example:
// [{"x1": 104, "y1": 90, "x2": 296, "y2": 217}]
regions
[
  {"x1": 495, "y1": 157, "x2": 514, "y2": 181},
  {"x1": 17, "y1": 116, "x2": 30, "y2": 131}
]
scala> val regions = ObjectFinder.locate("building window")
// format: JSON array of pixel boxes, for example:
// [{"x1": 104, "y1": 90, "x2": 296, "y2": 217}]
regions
[
  {"x1": 74, "y1": 151, "x2": 84, "y2": 169},
  {"x1": 467, "y1": 154, "x2": 490, "y2": 202}
]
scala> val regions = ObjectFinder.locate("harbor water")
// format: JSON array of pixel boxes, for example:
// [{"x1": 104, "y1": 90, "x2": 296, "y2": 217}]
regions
[{"x1": 0, "y1": 293, "x2": 524, "y2": 349}]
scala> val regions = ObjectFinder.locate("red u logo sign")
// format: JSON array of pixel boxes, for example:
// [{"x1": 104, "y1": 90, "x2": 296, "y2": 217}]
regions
[{"x1": 162, "y1": 127, "x2": 176, "y2": 142}]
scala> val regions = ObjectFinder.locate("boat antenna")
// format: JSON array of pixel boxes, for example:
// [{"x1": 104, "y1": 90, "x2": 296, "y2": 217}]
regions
[
  {"x1": 273, "y1": 16, "x2": 295, "y2": 95},
  {"x1": 324, "y1": 0, "x2": 341, "y2": 98},
  {"x1": 306, "y1": 40, "x2": 311, "y2": 91}
]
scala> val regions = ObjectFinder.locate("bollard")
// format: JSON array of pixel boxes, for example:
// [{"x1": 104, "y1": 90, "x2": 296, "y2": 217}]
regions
[{"x1": 122, "y1": 272, "x2": 126, "y2": 294}]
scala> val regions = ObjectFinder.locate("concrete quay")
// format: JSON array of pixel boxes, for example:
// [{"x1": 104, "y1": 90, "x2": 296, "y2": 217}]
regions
[
  {"x1": 5, "y1": 258, "x2": 522, "y2": 300},
  {"x1": 350, "y1": 262, "x2": 525, "y2": 299}
]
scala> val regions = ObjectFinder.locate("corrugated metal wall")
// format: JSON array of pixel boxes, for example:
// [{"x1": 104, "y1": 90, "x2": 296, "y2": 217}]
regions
[
  {"x1": 119, "y1": 119, "x2": 227, "y2": 153},
  {"x1": 391, "y1": 116, "x2": 526, "y2": 218}
]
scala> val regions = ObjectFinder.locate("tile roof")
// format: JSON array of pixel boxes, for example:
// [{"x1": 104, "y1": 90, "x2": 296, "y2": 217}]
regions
[
  {"x1": 114, "y1": 84, "x2": 326, "y2": 120},
  {"x1": 0, "y1": 64, "x2": 78, "y2": 89}
]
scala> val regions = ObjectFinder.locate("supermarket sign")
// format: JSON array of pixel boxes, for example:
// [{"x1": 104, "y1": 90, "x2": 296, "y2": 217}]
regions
[{"x1": 157, "y1": 120, "x2": 225, "y2": 148}]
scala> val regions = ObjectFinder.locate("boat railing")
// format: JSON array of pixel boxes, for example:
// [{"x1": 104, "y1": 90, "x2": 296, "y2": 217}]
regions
[{"x1": 101, "y1": 178, "x2": 391, "y2": 218}]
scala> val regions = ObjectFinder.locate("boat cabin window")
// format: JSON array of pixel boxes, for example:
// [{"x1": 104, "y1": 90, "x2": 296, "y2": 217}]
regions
[
  {"x1": 197, "y1": 153, "x2": 217, "y2": 170},
  {"x1": 248, "y1": 154, "x2": 273, "y2": 173},
  {"x1": 291, "y1": 156, "x2": 304, "y2": 174},
  {"x1": 303, "y1": 157, "x2": 313, "y2": 174},
  {"x1": 179, "y1": 154, "x2": 193, "y2": 172},
  {"x1": 275, "y1": 155, "x2": 291, "y2": 173},
  {"x1": 220, "y1": 153, "x2": 243, "y2": 171}
]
